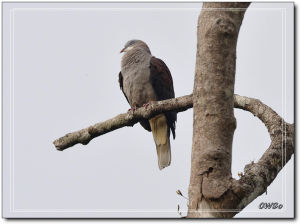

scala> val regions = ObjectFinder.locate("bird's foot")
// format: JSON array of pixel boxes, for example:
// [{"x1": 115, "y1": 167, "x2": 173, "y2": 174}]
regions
[
  {"x1": 128, "y1": 106, "x2": 137, "y2": 114},
  {"x1": 143, "y1": 102, "x2": 152, "y2": 110}
]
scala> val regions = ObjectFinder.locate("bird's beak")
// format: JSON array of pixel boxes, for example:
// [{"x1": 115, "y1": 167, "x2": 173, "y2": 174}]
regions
[{"x1": 120, "y1": 48, "x2": 126, "y2": 53}]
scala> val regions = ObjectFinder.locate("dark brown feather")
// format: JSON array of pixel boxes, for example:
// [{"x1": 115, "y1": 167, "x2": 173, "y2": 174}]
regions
[{"x1": 149, "y1": 57, "x2": 177, "y2": 139}]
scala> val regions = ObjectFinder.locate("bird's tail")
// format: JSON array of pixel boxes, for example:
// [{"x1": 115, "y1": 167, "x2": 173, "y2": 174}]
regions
[{"x1": 149, "y1": 114, "x2": 171, "y2": 170}]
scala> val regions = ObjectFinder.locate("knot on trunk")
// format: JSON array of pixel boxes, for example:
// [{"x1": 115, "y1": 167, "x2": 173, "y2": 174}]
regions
[{"x1": 214, "y1": 17, "x2": 236, "y2": 36}]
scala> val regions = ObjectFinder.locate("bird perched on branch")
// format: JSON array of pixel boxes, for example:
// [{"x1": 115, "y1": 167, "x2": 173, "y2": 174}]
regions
[{"x1": 119, "y1": 40, "x2": 177, "y2": 170}]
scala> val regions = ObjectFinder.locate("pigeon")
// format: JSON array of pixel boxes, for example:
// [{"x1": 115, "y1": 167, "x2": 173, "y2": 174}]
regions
[{"x1": 119, "y1": 40, "x2": 177, "y2": 170}]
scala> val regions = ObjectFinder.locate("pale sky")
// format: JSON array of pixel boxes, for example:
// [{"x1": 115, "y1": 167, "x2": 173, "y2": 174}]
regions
[{"x1": 3, "y1": 2, "x2": 294, "y2": 218}]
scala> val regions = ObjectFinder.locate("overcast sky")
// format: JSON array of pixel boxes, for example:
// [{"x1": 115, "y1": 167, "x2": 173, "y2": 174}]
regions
[{"x1": 3, "y1": 2, "x2": 294, "y2": 218}]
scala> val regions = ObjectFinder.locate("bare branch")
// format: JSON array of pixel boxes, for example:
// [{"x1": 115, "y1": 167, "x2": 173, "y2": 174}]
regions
[
  {"x1": 232, "y1": 95, "x2": 294, "y2": 212},
  {"x1": 53, "y1": 94, "x2": 193, "y2": 150},
  {"x1": 53, "y1": 93, "x2": 293, "y2": 153}
]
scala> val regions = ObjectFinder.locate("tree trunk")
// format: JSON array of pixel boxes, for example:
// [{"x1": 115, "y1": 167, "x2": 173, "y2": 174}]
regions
[{"x1": 188, "y1": 2, "x2": 250, "y2": 218}]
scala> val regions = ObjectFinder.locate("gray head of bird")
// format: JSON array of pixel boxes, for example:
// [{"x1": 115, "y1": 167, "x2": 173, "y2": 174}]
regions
[{"x1": 120, "y1": 39, "x2": 151, "y2": 54}]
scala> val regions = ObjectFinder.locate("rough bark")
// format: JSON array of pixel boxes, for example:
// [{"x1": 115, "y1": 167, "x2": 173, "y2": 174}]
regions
[{"x1": 188, "y1": 2, "x2": 250, "y2": 218}]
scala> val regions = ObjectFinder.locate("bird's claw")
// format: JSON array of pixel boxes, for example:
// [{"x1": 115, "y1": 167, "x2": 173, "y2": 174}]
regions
[
  {"x1": 143, "y1": 102, "x2": 151, "y2": 110},
  {"x1": 128, "y1": 106, "x2": 137, "y2": 114}
]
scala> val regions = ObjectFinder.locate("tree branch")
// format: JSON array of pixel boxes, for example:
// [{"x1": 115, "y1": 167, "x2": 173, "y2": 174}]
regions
[
  {"x1": 231, "y1": 95, "x2": 294, "y2": 213},
  {"x1": 53, "y1": 94, "x2": 293, "y2": 152},
  {"x1": 53, "y1": 94, "x2": 193, "y2": 151}
]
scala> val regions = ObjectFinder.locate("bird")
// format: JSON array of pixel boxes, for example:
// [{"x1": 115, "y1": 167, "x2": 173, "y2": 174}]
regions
[{"x1": 119, "y1": 40, "x2": 177, "y2": 170}]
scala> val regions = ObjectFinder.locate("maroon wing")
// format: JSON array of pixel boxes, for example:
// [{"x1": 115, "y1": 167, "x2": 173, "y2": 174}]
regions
[{"x1": 150, "y1": 57, "x2": 177, "y2": 139}]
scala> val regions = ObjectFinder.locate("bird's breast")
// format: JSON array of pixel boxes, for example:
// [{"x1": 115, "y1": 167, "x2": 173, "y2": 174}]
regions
[{"x1": 122, "y1": 63, "x2": 157, "y2": 107}]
